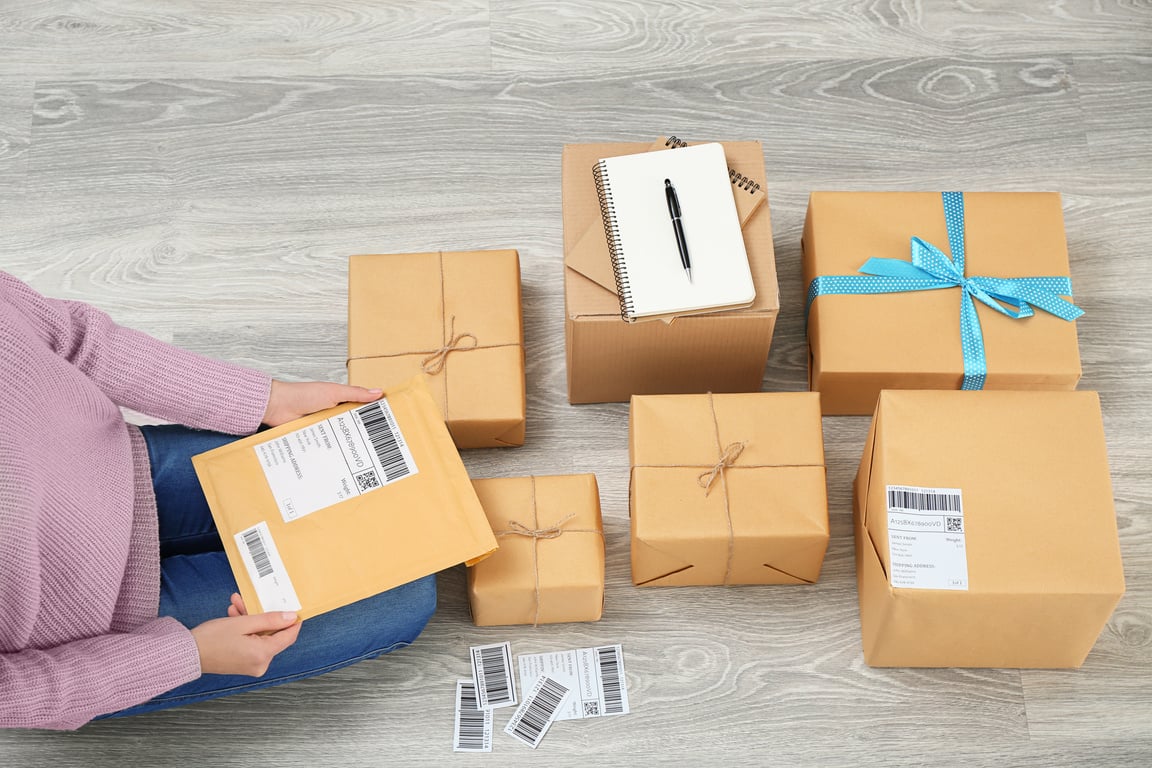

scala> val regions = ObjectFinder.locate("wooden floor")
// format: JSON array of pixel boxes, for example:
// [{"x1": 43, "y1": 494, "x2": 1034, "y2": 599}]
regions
[{"x1": 2, "y1": 1, "x2": 1151, "y2": 765}]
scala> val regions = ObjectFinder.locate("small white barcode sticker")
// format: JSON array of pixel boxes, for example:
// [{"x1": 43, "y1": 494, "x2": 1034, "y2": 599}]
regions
[
  {"x1": 470, "y1": 641, "x2": 517, "y2": 710},
  {"x1": 886, "y1": 484, "x2": 968, "y2": 590},
  {"x1": 253, "y1": 398, "x2": 419, "y2": 523},
  {"x1": 234, "y1": 521, "x2": 301, "y2": 612},
  {"x1": 518, "y1": 644, "x2": 630, "y2": 720},
  {"x1": 503, "y1": 676, "x2": 570, "y2": 749},
  {"x1": 453, "y1": 679, "x2": 492, "y2": 753}
]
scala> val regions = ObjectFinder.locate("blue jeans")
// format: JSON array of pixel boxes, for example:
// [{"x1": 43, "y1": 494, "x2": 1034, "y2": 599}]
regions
[{"x1": 101, "y1": 424, "x2": 437, "y2": 719}]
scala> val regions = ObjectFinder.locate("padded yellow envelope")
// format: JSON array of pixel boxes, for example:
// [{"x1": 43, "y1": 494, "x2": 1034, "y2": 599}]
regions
[{"x1": 192, "y1": 376, "x2": 497, "y2": 620}]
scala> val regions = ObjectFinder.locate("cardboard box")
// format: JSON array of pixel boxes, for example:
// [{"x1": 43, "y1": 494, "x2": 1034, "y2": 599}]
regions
[
  {"x1": 467, "y1": 474, "x2": 605, "y2": 626},
  {"x1": 193, "y1": 376, "x2": 498, "y2": 620},
  {"x1": 347, "y1": 250, "x2": 525, "y2": 448},
  {"x1": 854, "y1": 390, "x2": 1125, "y2": 668},
  {"x1": 803, "y1": 192, "x2": 1083, "y2": 415},
  {"x1": 630, "y1": 392, "x2": 828, "y2": 586},
  {"x1": 563, "y1": 139, "x2": 780, "y2": 404}
]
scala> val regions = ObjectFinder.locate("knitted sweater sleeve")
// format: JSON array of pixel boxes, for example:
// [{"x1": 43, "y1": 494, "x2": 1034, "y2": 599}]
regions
[
  {"x1": 0, "y1": 619, "x2": 201, "y2": 730},
  {"x1": 0, "y1": 272, "x2": 271, "y2": 434}
]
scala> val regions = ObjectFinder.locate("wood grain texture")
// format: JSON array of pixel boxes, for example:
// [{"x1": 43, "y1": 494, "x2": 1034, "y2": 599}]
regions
[
  {"x1": 0, "y1": 2, "x2": 492, "y2": 78},
  {"x1": 2, "y1": 0, "x2": 1152, "y2": 764}
]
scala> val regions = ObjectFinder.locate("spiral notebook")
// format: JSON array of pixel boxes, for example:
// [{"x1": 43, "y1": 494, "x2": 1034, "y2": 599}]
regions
[{"x1": 593, "y1": 142, "x2": 755, "y2": 321}]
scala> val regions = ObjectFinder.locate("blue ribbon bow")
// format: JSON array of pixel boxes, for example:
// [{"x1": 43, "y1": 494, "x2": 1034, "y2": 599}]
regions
[{"x1": 806, "y1": 192, "x2": 1083, "y2": 390}]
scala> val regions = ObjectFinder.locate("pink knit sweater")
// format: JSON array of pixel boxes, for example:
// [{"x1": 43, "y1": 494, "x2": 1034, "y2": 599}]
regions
[{"x1": 0, "y1": 271, "x2": 271, "y2": 730}]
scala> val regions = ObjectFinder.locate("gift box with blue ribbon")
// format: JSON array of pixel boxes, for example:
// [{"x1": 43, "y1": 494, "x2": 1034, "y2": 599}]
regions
[{"x1": 803, "y1": 191, "x2": 1083, "y2": 415}]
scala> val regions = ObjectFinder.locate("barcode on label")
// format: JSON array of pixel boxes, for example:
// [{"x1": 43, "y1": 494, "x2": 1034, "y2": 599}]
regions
[
  {"x1": 596, "y1": 645, "x2": 628, "y2": 716},
  {"x1": 887, "y1": 486, "x2": 962, "y2": 514},
  {"x1": 453, "y1": 679, "x2": 492, "y2": 753},
  {"x1": 354, "y1": 401, "x2": 412, "y2": 482},
  {"x1": 233, "y1": 522, "x2": 301, "y2": 613},
  {"x1": 241, "y1": 527, "x2": 273, "y2": 578},
  {"x1": 470, "y1": 642, "x2": 516, "y2": 709},
  {"x1": 504, "y1": 676, "x2": 570, "y2": 749}
]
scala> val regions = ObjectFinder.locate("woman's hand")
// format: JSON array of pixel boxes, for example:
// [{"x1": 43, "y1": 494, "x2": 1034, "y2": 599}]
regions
[
  {"x1": 190, "y1": 610, "x2": 301, "y2": 677},
  {"x1": 262, "y1": 380, "x2": 382, "y2": 427}
]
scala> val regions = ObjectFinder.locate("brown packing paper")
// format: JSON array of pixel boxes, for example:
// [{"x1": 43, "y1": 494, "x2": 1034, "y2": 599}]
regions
[
  {"x1": 629, "y1": 392, "x2": 828, "y2": 587},
  {"x1": 347, "y1": 250, "x2": 526, "y2": 448},
  {"x1": 192, "y1": 376, "x2": 498, "y2": 621},
  {"x1": 467, "y1": 475, "x2": 605, "y2": 626},
  {"x1": 563, "y1": 140, "x2": 779, "y2": 403},
  {"x1": 854, "y1": 390, "x2": 1125, "y2": 668},
  {"x1": 803, "y1": 192, "x2": 1082, "y2": 415}
]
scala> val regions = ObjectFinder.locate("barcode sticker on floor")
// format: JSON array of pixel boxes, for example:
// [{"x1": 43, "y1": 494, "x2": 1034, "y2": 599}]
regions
[
  {"x1": 503, "y1": 676, "x2": 570, "y2": 749},
  {"x1": 234, "y1": 521, "x2": 301, "y2": 612},
  {"x1": 470, "y1": 641, "x2": 517, "y2": 710},
  {"x1": 453, "y1": 679, "x2": 492, "y2": 753},
  {"x1": 252, "y1": 397, "x2": 419, "y2": 523},
  {"x1": 886, "y1": 484, "x2": 968, "y2": 590},
  {"x1": 518, "y1": 644, "x2": 630, "y2": 720}
]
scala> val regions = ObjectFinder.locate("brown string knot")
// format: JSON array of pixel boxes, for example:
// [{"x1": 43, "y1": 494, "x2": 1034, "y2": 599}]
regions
[
  {"x1": 697, "y1": 441, "x2": 748, "y2": 495},
  {"x1": 500, "y1": 513, "x2": 577, "y2": 540},
  {"x1": 420, "y1": 316, "x2": 477, "y2": 375}
]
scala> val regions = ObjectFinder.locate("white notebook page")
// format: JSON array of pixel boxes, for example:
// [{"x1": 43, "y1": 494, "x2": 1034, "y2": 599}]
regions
[{"x1": 597, "y1": 142, "x2": 754, "y2": 319}]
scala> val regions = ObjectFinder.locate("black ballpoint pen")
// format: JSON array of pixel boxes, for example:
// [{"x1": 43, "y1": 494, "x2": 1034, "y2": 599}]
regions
[{"x1": 665, "y1": 178, "x2": 692, "y2": 283}]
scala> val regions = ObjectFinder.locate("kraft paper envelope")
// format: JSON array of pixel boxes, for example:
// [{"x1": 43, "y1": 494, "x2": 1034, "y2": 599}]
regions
[{"x1": 193, "y1": 376, "x2": 498, "y2": 620}]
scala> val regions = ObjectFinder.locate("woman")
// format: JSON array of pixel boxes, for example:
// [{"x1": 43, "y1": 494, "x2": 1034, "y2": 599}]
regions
[{"x1": 0, "y1": 271, "x2": 436, "y2": 729}]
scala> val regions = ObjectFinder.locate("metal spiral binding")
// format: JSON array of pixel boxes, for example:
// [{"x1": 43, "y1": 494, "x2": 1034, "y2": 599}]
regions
[
  {"x1": 667, "y1": 135, "x2": 762, "y2": 195},
  {"x1": 592, "y1": 159, "x2": 636, "y2": 320},
  {"x1": 729, "y1": 169, "x2": 761, "y2": 195}
]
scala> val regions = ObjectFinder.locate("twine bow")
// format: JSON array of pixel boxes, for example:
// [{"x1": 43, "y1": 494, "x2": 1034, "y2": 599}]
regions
[
  {"x1": 697, "y1": 441, "x2": 748, "y2": 495},
  {"x1": 420, "y1": 316, "x2": 478, "y2": 375},
  {"x1": 493, "y1": 478, "x2": 602, "y2": 626},
  {"x1": 501, "y1": 513, "x2": 577, "y2": 541}
]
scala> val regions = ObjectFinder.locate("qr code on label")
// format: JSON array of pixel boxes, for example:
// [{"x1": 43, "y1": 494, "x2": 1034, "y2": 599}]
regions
[
  {"x1": 945, "y1": 516, "x2": 963, "y2": 532},
  {"x1": 583, "y1": 700, "x2": 600, "y2": 717},
  {"x1": 355, "y1": 470, "x2": 380, "y2": 492}
]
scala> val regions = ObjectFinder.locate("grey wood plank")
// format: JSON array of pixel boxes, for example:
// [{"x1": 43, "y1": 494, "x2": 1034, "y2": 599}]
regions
[
  {"x1": 0, "y1": 2, "x2": 492, "y2": 79},
  {"x1": 0, "y1": 80, "x2": 32, "y2": 205},
  {"x1": 1079, "y1": 54, "x2": 1152, "y2": 170},
  {"x1": 492, "y1": 0, "x2": 1152, "y2": 68}
]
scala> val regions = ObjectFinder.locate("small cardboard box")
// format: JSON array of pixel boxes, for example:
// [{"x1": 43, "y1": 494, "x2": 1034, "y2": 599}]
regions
[
  {"x1": 347, "y1": 250, "x2": 525, "y2": 448},
  {"x1": 629, "y1": 392, "x2": 828, "y2": 586},
  {"x1": 193, "y1": 376, "x2": 498, "y2": 621},
  {"x1": 803, "y1": 192, "x2": 1082, "y2": 415},
  {"x1": 562, "y1": 139, "x2": 780, "y2": 404},
  {"x1": 467, "y1": 474, "x2": 605, "y2": 626},
  {"x1": 854, "y1": 389, "x2": 1125, "y2": 668}
]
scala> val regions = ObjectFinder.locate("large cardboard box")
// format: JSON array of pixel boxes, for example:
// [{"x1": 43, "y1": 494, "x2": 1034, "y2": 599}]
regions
[
  {"x1": 563, "y1": 139, "x2": 779, "y2": 404},
  {"x1": 348, "y1": 250, "x2": 525, "y2": 448},
  {"x1": 467, "y1": 474, "x2": 605, "y2": 626},
  {"x1": 803, "y1": 192, "x2": 1082, "y2": 415},
  {"x1": 193, "y1": 376, "x2": 498, "y2": 620},
  {"x1": 630, "y1": 392, "x2": 828, "y2": 586},
  {"x1": 854, "y1": 389, "x2": 1125, "y2": 667}
]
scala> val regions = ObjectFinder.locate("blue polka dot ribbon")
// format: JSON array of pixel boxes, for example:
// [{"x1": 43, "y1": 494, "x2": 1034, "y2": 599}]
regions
[{"x1": 806, "y1": 192, "x2": 1083, "y2": 390}]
